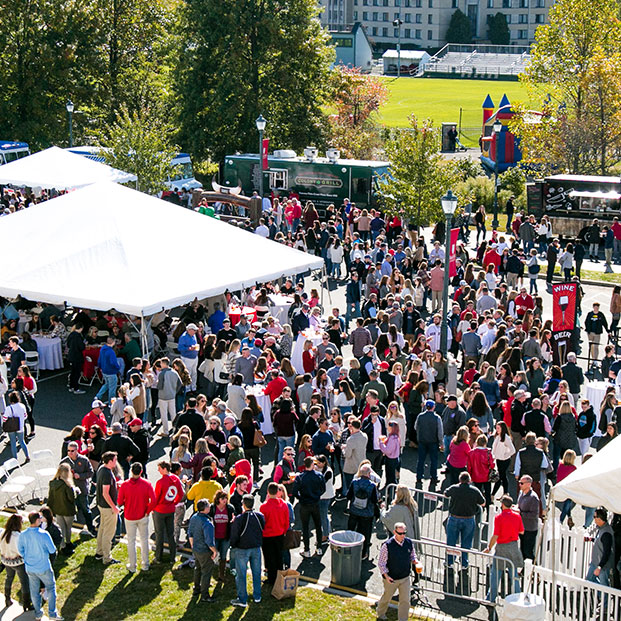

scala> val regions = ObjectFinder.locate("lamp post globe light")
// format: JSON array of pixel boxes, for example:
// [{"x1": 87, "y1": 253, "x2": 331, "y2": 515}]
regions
[
  {"x1": 255, "y1": 114, "x2": 267, "y2": 199},
  {"x1": 66, "y1": 99, "x2": 75, "y2": 148},
  {"x1": 440, "y1": 189, "x2": 458, "y2": 356},
  {"x1": 492, "y1": 120, "x2": 502, "y2": 230},
  {"x1": 393, "y1": 18, "x2": 403, "y2": 78}
]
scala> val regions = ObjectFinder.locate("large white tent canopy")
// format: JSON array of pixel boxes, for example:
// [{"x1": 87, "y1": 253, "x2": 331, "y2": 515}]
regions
[
  {"x1": 551, "y1": 435, "x2": 621, "y2": 512},
  {"x1": 0, "y1": 146, "x2": 137, "y2": 189},
  {"x1": 0, "y1": 181, "x2": 323, "y2": 316}
]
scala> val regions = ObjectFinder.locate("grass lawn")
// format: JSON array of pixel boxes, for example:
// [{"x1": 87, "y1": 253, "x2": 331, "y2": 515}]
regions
[
  {"x1": 378, "y1": 77, "x2": 532, "y2": 140},
  {"x1": 1, "y1": 537, "x2": 389, "y2": 621}
]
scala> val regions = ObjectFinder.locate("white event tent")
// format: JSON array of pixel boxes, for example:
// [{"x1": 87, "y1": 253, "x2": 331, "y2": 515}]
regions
[
  {"x1": 0, "y1": 181, "x2": 324, "y2": 324},
  {"x1": 0, "y1": 146, "x2": 137, "y2": 189},
  {"x1": 551, "y1": 435, "x2": 621, "y2": 512}
]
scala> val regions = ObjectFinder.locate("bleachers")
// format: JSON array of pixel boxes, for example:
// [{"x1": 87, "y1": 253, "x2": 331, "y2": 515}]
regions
[{"x1": 422, "y1": 44, "x2": 531, "y2": 78}]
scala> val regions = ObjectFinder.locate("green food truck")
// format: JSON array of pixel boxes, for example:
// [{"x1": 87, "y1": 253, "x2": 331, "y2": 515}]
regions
[{"x1": 222, "y1": 148, "x2": 389, "y2": 213}]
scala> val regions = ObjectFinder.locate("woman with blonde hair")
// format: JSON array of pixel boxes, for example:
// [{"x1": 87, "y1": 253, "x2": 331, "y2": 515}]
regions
[
  {"x1": 171, "y1": 433, "x2": 193, "y2": 479},
  {"x1": 381, "y1": 484, "x2": 421, "y2": 543},
  {"x1": 47, "y1": 463, "x2": 77, "y2": 552},
  {"x1": 385, "y1": 401, "x2": 407, "y2": 450}
]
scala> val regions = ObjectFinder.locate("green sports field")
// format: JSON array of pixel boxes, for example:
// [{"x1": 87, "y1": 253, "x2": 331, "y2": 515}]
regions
[{"x1": 377, "y1": 77, "x2": 532, "y2": 133}]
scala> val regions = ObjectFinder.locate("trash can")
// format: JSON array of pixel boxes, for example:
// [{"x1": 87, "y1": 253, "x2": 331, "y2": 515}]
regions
[{"x1": 329, "y1": 530, "x2": 365, "y2": 587}]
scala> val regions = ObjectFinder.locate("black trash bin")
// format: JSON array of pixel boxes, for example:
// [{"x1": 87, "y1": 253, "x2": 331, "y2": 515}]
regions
[{"x1": 329, "y1": 530, "x2": 365, "y2": 586}]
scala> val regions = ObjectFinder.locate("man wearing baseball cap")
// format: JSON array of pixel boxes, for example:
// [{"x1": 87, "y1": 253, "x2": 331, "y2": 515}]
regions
[
  {"x1": 82, "y1": 400, "x2": 108, "y2": 435},
  {"x1": 178, "y1": 323, "x2": 200, "y2": 391},
  {"x1": 414, "y1": 400, "x2": 444, "y2": 491}
]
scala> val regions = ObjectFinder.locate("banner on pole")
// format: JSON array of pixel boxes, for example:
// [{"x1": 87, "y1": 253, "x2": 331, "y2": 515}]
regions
[
  {"x1": 551, "y1": 282, "x2": 578, "y2": 365},
  {"x1": 449, "y1": 227, "x2": 460, "y2": 277},
  {"x1": 262, "y1": 139, "x2": 269, "y2": 170}
]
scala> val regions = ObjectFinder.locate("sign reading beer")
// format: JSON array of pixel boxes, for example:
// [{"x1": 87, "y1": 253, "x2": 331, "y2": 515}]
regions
[{"x1": 551, "y1": 282, "x2": 578, "y2": 364}]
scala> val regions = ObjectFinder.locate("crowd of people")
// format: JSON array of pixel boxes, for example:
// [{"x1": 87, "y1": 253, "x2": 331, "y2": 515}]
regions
[{"x1": 1, "y1": 194, "x2": 620, "y2": 619}]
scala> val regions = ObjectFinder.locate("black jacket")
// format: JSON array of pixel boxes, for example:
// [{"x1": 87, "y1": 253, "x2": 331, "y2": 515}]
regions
[
  {"x1": 291, "y1": 310, "x2": 310, "y2": 337},
  {"x1": 67, "y1": 330, "x2": 85, "y2": 364},
  {"x1": 103, "y1": 433, "x2": 140, "y2": 465},
  {"x1": 292, "y1": 469, "x2": 326, "y2": 505},
  {"x1": 561, "y1": 362, "x2": 584, "y2": 394},
  {"x1": 230, "y1": 510, "x2": 265, "y2": 549},
  {"x1": 362, "y1": 416, "x2": 387, "y2": 452},
  {"x1": 129, "y1": 428, "x2": 150, "y2": 466}
]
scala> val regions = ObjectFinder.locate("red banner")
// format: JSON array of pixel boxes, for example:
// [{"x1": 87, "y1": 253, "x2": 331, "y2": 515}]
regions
[
  {"x1": 449, "y1": 227, "x2": 459, "y2": 277},
  {"x1": 262, "y1": 138, "x2": 269, "y2": 170},
  {"x1": 552, "y1": 282, "x2": 577, "y2": 332}
]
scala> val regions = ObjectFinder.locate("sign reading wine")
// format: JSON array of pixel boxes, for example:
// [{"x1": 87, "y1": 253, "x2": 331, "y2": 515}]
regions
[{"x1": 551, "y1": 282, "x2": 578, "y2": 364}]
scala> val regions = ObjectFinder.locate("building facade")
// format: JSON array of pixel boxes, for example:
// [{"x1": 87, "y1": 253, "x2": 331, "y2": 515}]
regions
[{"x1": 331, "y1": 0, "x2": 555, "y2": 51}]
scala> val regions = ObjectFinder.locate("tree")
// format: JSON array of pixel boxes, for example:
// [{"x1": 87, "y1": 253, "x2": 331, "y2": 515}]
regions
[
  {"x1": 378, "y1": 116, "x2": 458, "y2": 228},
  {"x1": 445, "y1": 10, "x2": 472, "y2": 44},
  {"x1": 488, "y1": 13, "x2": 510, "y2": 45},
  {"x1": 101, "y1": 106, "x2": 179, "y2": 195},
  {"x1": 176, "y1": 0, "x2": 334, "y2": 163},
  {"x1": 514, "y1": 0, "x2": 621, "y2": 174},
  {"x1": 327, "y1": 65, "x2": 389, "y2": 159}
]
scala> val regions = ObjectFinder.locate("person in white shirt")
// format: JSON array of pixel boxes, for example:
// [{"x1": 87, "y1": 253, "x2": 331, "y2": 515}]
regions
[
  {"x1": 254, "y1": 218, "x2": 270, "y2": 238},
  {"x1": 2, "y1": 391, "x2": 29, "y2": 461},
  {"x1": 480, "y1": 321, "x2": 498, "y2": 355}
]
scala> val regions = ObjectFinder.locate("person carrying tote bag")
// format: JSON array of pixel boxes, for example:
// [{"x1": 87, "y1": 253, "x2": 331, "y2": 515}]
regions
[{"x1": 2, "y1": 391, "x2": 29, "y2": 462}]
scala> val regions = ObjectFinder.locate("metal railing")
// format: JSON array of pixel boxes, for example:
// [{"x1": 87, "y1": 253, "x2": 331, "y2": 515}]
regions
[
  {"x1": 385, "y1": 484, "x2": 500, "y2": 550},
  {"x1": 525, "y1": 559, "x2": 621, "y2": 621},
  {"x1": 414, "y1": 539, "x2": 518, "y2": 607}
]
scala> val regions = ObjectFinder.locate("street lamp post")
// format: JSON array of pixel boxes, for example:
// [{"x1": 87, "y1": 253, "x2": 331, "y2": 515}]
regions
[
  {"x1": 492, "y1": 120, "x2": 502, "y2": 230},
  {"x1": 255, "y1": 114, "x2": 267, "y2": 199},
  {"x1": 393, "y1": 18, "x2": 403, "y2": 78},
  {"x1": 66, "y1": 100, "x2": 74, "y2": 148},
  {"x1": 440, "y1": 189, "x2": 458, "y2": 357}
]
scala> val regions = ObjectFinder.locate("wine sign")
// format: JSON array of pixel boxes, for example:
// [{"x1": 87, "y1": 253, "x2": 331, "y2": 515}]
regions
[
  {"x1": 449, "y1": 227, "x2": 460, "y2": 278},
  {"x1": 551, "y1": 282, "x2": 578, "y2": 365}
]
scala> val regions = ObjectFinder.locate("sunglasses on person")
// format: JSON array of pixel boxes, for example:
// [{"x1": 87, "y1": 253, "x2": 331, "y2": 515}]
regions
[{"x1": 395, "y1": 530, "x2": 406, "y2": 536}]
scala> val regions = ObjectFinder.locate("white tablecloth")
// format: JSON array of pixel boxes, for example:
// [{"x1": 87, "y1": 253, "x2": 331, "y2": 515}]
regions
[
  {"x1": 585, "y1": 380, "x2": 616, "y2": 437},
  {"x1": 291, "y1": 330, "x2": 324, "y2": 374},
  {"x1": 268, "y1": 294, "x2": 293, "y2": 326},
  {"x1": 245, "y1": 385, "x2": 273, "y2": 435},
  {"x1": 31, "y1": 335, "x2": 63, "y2": 370}
]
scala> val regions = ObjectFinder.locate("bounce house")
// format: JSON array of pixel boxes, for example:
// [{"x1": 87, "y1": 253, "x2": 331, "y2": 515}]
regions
[{"x1": 479, "y1": 94, "x2": 522, "y2": 174}]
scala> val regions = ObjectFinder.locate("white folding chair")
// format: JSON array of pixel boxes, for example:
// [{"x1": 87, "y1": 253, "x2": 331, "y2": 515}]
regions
[
  {"x1": 25, "y1": 351, "x2": 40, "y2": 379},
  {"x1": 4, "y1": 457, "x2": 35, "y2": 491},
  {"x1": 0, "y1": 465, "x2": 28, "y2": 509},
  {"x1": 31, "y1": 450, "x2": 57, "y2": 499}
]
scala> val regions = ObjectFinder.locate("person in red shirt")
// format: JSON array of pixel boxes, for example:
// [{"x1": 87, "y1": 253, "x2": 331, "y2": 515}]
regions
[
  {"x1": 515, "y1": 288, "x2": 534, "y2": 318},
  {"x1": 152, "y1": 460, "x2": 184, "y2": 564},
  {"x1": 264, "y1": 370, "x2": 288, "y2": 403},
  {"x1": 260, "y1": 482, "x2": 291, "y2": 584},
  {"x1": 118, "y1": 462, "x2": 156, "y2": 572},
  {"x1": 466, "y1": 434, "x2": 495, "y2": 506},
  {"x1": 208, "y1": 489, "x2": 235, "y2": 581},
  {"x1": 82, "y1": 400, "x2": 108, "y2": 435},
  {"x1": 485, "y1": 495, "x2": 524, "y2": 601},
  {"x1": 302, "y1": 341, "x2": 316, "y2": 374},
  {"x1": 483, "y1": 246, "x2": 501, "y2": 274}
]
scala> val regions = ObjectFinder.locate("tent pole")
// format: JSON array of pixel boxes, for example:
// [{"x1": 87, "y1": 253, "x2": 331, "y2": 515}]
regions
[{"x1": 140, "y1": 313, "x2": 147, "y2": 359}]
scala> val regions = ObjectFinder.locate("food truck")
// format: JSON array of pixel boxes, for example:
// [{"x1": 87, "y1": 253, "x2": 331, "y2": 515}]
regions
[
  {"x1": 527, "y1": 174, "x2": 621, "y2": 239},
  {"x1": 222, "y1": 148, "x2": 389, "y2": 213}
]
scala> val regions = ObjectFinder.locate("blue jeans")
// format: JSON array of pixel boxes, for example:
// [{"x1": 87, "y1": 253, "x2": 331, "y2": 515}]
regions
[
  {"x1": 559, "y1": 499, "x2": 575, "y2": 523},
  {"x1": 342, "y1": 471, "x2": 353, "y2": 496},
  {"x1": 28, "y1": 569, "x2": 58, "y2": 618},
  {"x1": 277, "y1": 436, "x2": 294, "y2": 462},
  {"x1": 487, "y1": 557, "x2": 521, "y2": 602},
  {"x1": 416, "y1": 442, "x2": 439, "y2": 483},
  {"x1": 583, "y1": 507, "x2": 595, "y2": 528},
  {"x1": 345, "y1": 301, "x2": 360, "y2": 327},
  {"x1": 9, "y1": 431, "x2": 29, "y2": 459},
  {"x1": 235, "y1": 546, "x2": 262, "y2": 604},
  {"x1": 586, "y1": 562, "x2": 611, "y2": 587},
  {"x1": 319, "y1": 498, "x2": 331, "y2": 537},
  {"x1": 96, "y1": 373, "x2": 118, "y2": 402},
  {"x1": 446, "y1": 516, "x2": 476, "y2": 568}
]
